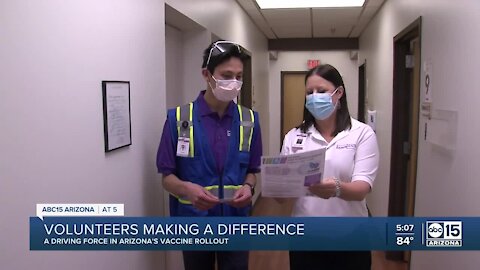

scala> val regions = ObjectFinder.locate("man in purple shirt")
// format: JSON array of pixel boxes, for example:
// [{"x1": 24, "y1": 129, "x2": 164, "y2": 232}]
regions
[{"x1": 156, "y1": 40, "x2": 262, "y2": 270}]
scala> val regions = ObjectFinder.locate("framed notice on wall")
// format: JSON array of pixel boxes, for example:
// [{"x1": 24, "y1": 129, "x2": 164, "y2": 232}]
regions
[{"x1": 102, "y1": 81, "x2": 132, "y2": 152}]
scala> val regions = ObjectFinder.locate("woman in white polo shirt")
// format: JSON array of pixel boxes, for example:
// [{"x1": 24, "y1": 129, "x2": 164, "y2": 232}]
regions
[{"x1": 281, "y1": 64, "x2": 379, "y2": 270}]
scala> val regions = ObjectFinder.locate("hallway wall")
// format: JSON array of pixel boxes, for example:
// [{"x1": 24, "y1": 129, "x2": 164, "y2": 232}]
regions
[
  {"x1": 1, "y1": 1, "x2": 269, "y2": 269},
  {"x1": 359, "y1": 0, "x2": 480, "y2": 269},
  {"x1": 165, "y1": 24, "x2": 185, "y2": 108},
  {"x1": 0, "y1": 0, "x2": 269, "y2": 269},
  {"x1": 0, "y1": 0, "x2": 167, "y2": 269}
]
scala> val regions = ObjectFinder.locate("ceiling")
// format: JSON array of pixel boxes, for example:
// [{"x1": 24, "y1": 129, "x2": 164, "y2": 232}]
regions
[{"x1": 236, "y1": 0, "x2": 385, "y2": 39}]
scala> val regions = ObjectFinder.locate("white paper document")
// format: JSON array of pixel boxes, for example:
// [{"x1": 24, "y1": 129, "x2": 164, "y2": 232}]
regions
[
  {"x1": 106, "y1": 83, "x2": 131, "y2": 150},
  {"x1": 261, "y1": 148, "x2": 326, "y2": 198}
]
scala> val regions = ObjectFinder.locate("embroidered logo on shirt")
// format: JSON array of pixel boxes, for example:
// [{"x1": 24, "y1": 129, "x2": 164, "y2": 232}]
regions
[{"x1": 336, "y1": 144, "x2": 356, "y2": 150}]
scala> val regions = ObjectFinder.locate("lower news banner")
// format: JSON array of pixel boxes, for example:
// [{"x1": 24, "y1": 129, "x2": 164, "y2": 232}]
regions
[{"x1": 29, "y1": 217, "x2": 480, "y2": 250}]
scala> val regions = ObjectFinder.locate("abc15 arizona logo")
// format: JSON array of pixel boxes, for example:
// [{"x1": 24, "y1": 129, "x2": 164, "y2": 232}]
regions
[{"x1": 425, "y1": 221, "x2": 462, "y2": 247}]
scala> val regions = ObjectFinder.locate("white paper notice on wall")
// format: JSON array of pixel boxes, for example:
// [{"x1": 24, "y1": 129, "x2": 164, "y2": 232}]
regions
[
  {"x1": 367, "y1": 110, "x2": 376, "y2": 132},
  {"x1": 423, "y1": 60, "x2": 433, "y2": 103},
  {"x1": 426, "y1": 109, "x2": 457, "y2": 151}
]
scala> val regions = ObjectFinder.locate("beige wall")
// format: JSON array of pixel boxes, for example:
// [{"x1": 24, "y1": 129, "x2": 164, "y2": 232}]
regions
[
  {"x1": 0, "y1": 0, "x2": 167, "y2": 269},
  {"x1": 359, "y1": 0, "x2": 480, "y2": 269},
  {"x1": 165, "y1": 24, "x2": 185, "y2": 108}
]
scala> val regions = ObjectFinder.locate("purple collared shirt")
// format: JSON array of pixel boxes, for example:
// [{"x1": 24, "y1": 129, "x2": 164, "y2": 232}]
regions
[{"x1": 156, "y1": 91, "x2": 262, "y2": 176}]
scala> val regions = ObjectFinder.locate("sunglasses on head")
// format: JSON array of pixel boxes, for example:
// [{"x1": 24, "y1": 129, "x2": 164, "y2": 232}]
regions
[{"x1": 205, "y1": 41, "x2": 242, "y2": 67}]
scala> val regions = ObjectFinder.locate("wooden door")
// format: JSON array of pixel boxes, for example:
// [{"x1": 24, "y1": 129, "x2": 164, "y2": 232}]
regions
[{"x1": 281, "y1": 72, "x2": 307, "y2": 148}]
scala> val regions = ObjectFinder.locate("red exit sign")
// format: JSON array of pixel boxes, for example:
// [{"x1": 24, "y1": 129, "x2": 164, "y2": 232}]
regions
[{"x1": 307, "y1": 59, "x2": 320, "y2": 69}]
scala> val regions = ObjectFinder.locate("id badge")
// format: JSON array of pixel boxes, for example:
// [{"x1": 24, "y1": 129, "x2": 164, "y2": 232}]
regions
[
  {"x1": 176, "y1": 137, "x2": 190, "y2": 157},
  {"x1": 293, "y1": 134, "x2": 307, "y2": 149}
]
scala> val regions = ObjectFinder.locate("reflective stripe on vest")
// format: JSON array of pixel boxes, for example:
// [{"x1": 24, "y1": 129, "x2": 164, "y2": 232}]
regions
[
  {"x1": 172, "y1": 103, "x2": 254, "y2": 204},
  {"x1": 175, "y1": 185, "x2": 243, "y2": 204},
  {"x1": 175, "y1": 103, "x2": 255, "y2": 156},
  {"x1": 237, "y1": 105, "x2": 255, "y2": 152},
  {"x1": 176, "y1": 102, "x2": 194, "y2": 157}
]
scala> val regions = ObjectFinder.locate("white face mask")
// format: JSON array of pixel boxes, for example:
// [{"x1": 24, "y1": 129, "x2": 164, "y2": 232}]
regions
[{"x1": 209, "y1": 75, "x2": 243, "y2": 102}]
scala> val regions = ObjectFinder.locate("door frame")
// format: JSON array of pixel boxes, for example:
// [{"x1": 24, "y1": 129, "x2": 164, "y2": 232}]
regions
[
  {"x1": 387, "y1": 17, "x2": 422, "y2": 262},
  {"x1": 358, "y1": 61, "x2": 367, "y2": 123},
  {"x1": 280, "y1": 71, "x2": 308, "y2": 149},
  {"x1": 238, "y1": 49, "x2": 253, "y2": 108}
]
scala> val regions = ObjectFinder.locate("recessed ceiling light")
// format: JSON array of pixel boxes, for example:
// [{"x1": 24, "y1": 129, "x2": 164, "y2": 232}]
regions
[{"x1": 255, "y1": 0, "x2": 365, "y2": 9}]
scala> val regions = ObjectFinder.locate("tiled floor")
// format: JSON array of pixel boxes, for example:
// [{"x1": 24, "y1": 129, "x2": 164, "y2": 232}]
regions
[{"x1": 249, "y1": 197, "x2": 409, "y2": 270}]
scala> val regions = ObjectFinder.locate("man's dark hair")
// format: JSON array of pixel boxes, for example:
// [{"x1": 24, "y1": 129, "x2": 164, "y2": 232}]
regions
[
  {"x1": 297, "y1": 64, "x2": 352, "y2": 136},
  {"x1": 202, "y1": 40, "x2": 249, "y2": 74}
]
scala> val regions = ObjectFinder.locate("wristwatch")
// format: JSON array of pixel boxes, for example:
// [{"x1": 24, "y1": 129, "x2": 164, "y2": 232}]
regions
[
  {"x1": 244, "y1": 182, "x2": 255, "y2": 196},
  {"x1": 333, "y1": 178, "x2": 342, "y2": 197}
]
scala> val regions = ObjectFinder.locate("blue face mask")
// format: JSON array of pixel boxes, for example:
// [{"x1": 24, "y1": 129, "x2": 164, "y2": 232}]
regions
[{"x1": 305, "y1": 88, "x2": 339, "y2": 120}]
